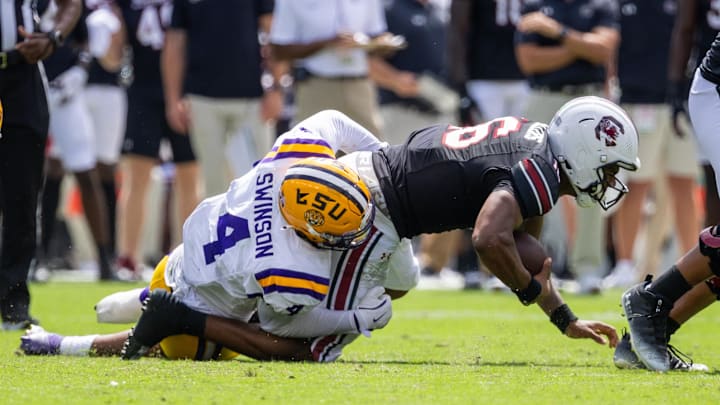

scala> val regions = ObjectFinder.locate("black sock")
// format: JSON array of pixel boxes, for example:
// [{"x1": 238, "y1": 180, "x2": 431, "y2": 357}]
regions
[
  {"x1": 101, "y1": 180, "x2": 117, "y2": 257},
  {"x1": 649, "y1": 266, "x2": 692, "y2": 304},
  {"x1": 666, "y1": 317, "x2": 681, "y2": 342},
  {"x1": 40, "y1": 176, "x2": 62, "y2": 255},
  {"x1": 182, "y1": 305, "x2": 208, "y2": 337}
]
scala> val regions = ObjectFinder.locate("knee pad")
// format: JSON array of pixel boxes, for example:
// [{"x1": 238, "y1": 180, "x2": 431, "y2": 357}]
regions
[
  {"x1": 699, "y1": 226, "x2": 720, "y2": 277},
  {"x1": 706, "y1": 277, "x2": 720, "y2": 301}
]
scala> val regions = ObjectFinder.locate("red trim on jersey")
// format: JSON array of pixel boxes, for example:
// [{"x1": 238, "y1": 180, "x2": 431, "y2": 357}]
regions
[
  {"x1": 333, "y1": 241, "x2": 365, "y2": 309},
  {"x1": 312, "y1": 335, "x2": 338, "y2": 361},
  {"x1": 523, "y1": 160, "x2": 551, "y2": 213}
]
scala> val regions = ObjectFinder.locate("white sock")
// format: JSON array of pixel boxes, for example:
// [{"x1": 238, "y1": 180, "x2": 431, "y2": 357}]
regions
[{"x1": 59, "y1": 335, "x2": 99, "y2": 356}]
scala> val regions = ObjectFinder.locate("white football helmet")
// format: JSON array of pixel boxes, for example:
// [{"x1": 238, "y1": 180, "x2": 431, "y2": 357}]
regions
[{"x1": 547, "y1": 96, "x2": 641, "y2": 210}]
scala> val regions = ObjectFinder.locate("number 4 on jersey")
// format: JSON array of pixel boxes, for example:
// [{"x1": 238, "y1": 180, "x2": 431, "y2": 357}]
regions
[{"x1": 203, "y1": 213, "x2": 251, "y2": 264}]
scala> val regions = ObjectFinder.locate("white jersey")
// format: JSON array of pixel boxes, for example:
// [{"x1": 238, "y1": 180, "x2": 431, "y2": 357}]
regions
[
  {"x1": 169, "y1": 110, "x2": 385, "y2": 319},
  {"x1": 258, "y1": 151, "x2": 419, "y2": 362}
]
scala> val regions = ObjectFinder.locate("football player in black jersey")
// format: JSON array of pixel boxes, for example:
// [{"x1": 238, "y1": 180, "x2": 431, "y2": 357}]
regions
[
  {"x1": 121, "y1": 96, "x2": 641, "y2": 360},
  {"x1": 621, "y1": 32, "x2": 720, "y2": 372}
]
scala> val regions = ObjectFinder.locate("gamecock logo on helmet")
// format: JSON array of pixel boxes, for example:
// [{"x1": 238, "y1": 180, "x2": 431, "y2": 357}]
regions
[
  {"x1": 304, "y1": 209, "x2": 325, "y2": 226},
  {"x1": 595, "y1": 116, "x2": 624, "y2": 147}
]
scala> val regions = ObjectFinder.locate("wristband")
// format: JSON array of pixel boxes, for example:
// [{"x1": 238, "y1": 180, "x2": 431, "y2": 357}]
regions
[
  {"x1": 550, "y1": 304, "x2": 578, "y2": 333},
  {"x1": 513, "y1": 278, "x2": 542, "y2": 306}
]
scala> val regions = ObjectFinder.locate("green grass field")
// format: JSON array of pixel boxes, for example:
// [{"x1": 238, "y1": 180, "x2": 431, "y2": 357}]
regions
[{"x1": 1, "y1": 282, "x2": 719, "y2": 404}]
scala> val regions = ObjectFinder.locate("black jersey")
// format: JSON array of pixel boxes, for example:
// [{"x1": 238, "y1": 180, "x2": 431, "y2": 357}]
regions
[
  {"x1": 372, "y1": 117, "x2": 560, "y2": 238},
  {"x1": 467, "y1": 0, "x2": 524, "y2": 80},
  {"x1": 118, "y1": 0, "x2": 171, "y2": 92}
]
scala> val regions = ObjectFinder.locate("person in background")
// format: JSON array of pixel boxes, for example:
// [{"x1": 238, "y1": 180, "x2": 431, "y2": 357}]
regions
[
  {"x1": 269, "y1": 0, "x2": 402, "y2": 138},
  {"x1": 38, "y1": 1, "x2": 124, "y2": 281},
  {"x1": 114, "y1": 0, "x2": 200, "y2": 278},
  {"x1": 162, "y1": 0, "x2": 285, "y2": 197},
  {"x1": 0, "y1": 0, "x2": 82, "y2": 329}
]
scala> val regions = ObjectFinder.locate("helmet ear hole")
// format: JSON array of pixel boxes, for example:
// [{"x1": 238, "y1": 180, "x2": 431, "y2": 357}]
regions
[{"x1": 280, "y1": 157, "x2": 375, "y2": 250}]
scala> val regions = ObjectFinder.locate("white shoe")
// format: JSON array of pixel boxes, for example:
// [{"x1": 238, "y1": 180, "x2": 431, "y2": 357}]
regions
[{"x1": 603, "y1": 261, "x2": 638, "y2": 289}]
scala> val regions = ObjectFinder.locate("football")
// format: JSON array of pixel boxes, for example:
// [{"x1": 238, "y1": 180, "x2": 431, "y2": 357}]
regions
[{"x1": 514, "y1": 231, "x2": 548, "y2": 275}]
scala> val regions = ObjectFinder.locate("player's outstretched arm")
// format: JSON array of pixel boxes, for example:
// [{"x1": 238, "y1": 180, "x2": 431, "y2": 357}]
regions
[{"x1": 535, "y1": 260, "x2": 618, "y2": 347}]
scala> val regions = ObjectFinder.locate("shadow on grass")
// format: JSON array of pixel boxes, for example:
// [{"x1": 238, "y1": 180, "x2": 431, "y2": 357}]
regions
[{"x1": 330, "y1": 359, "x2": 611, "y2": 368}]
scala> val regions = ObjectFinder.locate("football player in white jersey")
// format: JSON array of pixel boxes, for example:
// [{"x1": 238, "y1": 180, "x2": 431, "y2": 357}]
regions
[{"x1": 20, "y1": 110, "x2": 419, "y2": 362}]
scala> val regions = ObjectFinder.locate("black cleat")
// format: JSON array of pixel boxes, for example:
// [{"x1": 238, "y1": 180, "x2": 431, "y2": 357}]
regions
[
  {"x1": 621, "y1": 279, "x2": 672, "y2": 371},
  {"x1": 121, "y1": 290, "x2": 186, "y2": 360},
  {"x1": 613, "y1": 330, "x2": 643, "y2": 369},
  {"x1": 614, "y1": 330, "x2": 708, "y2": 372}
]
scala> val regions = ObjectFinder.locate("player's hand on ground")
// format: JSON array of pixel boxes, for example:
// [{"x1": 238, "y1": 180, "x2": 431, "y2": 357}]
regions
[
  {"x1": 564, "y1": 319, "x2": 619, "y2": 348},
  {"x1": 354, "y1": 286, "x2": 392, "y2": 337}
]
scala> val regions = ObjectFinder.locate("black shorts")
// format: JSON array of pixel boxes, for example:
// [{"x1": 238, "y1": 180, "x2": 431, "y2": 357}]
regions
[{"x1": 122, "y1": 86, "x2": 195, "y2": 163}]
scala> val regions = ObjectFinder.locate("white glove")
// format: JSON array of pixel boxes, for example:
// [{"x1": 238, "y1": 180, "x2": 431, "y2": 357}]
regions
[
  {"x1": 353, "y1": 286, "x2": 392, "y2": 337},
  {"x1": 48, "y1": 66, "x2": 88, "y2": 108}
]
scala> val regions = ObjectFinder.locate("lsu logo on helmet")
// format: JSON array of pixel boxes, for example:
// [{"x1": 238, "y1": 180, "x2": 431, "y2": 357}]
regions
[{"x1": 279, "y1": 157, "x2": 375, "y2": 250}]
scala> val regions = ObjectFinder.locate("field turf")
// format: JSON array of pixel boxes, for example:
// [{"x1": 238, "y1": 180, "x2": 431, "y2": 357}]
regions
[{"x1": 1, "y1": 281, "x2": 719, "y2": 404}]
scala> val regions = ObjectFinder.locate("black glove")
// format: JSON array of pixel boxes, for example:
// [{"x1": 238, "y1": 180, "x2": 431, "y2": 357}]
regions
[{"x1": 667, "y1": 80, "x2": 689, "y2": 137}]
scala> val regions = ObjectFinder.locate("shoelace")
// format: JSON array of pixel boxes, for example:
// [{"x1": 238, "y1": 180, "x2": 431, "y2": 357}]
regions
[{"x1": 667, "y1": 344, "x2": 694, "y2": 369}]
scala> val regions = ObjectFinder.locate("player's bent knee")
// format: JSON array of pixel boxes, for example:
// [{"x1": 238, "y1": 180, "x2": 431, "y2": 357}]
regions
[{"x1": 699, "y1": 226, "x2": 720, "y2": 277}]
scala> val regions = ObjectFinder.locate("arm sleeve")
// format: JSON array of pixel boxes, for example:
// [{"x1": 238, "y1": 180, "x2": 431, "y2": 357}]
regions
[
  {"x1": 301, "y1": 110, "x2": 386, "y2": 153},
  {"x1": 257, "y1": 301, "x2": 359, "y2": 337},
  {"x1": 383, "y1": 238, "x2": 419, "y2": 291},
  {"x1": 510, "y1": 157, "x2": 561, "y2": 218}
]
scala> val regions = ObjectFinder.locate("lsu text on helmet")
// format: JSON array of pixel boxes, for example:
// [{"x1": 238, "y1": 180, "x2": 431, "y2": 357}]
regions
[
  {"x1": 280, "y1": 157, "x2": 375, "y2": 250},
  {"x1": 547, "y1": 96, "x2": 641, "y2": 210}
]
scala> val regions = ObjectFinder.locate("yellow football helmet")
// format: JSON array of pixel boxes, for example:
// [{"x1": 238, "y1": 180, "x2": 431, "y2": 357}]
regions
[{"x1": 280, "y1": 157, "x2": 375, "y2": 250}]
